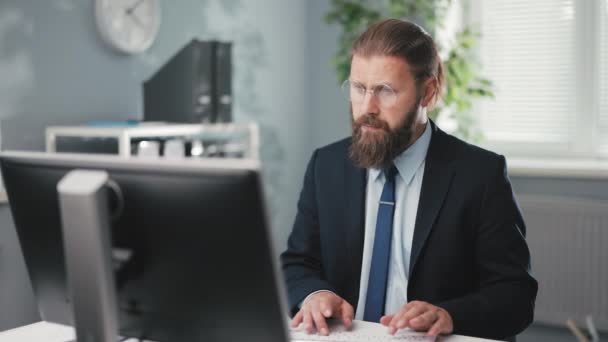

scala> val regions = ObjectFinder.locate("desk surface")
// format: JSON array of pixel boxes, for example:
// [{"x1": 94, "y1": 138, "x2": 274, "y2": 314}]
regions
[{"x1": 0, "y1": 322, "x2": 501, "y2": 342}]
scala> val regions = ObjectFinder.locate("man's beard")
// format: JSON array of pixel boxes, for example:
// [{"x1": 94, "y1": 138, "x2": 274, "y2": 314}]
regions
[{"x1": 349, "y1": 99, "x2": 421, "y2": 169}]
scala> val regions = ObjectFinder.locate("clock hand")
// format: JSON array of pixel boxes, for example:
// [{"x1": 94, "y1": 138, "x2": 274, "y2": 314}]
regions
[
  {"x1": 128, "y1": 11, "x2": 145, "y2": 28},
  {"x1": 125, "y1": 0, "x2": 146, "y2": 28},
  {"x1": 126, "y1": 0, "x2": 145, "y2": 15}
]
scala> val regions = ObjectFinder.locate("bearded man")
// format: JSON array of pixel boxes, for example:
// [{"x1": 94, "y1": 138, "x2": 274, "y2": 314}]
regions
[{"x1": 280, "y1": 19, "x2": 537, "y2": 342}]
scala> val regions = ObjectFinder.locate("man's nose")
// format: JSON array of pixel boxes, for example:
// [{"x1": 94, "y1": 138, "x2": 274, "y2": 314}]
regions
[{"x1": 360, "y1": 91, "x2": 380, "y2": 115}]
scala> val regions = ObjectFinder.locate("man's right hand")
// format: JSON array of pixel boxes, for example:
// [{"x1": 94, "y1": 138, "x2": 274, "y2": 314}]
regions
[{"x1": 291, "y1": 291, "x2": 354, "y2": 336}]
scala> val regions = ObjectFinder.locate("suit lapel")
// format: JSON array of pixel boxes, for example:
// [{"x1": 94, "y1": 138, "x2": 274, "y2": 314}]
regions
[
  {"x1": 408, "y1": 123, "x2": 455, "y2": 278},
  {"x1": 343, "y1": 151, "x2": 366, "y2": 285}
]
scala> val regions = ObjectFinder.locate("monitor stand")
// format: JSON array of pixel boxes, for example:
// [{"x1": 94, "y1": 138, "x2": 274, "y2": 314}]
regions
[{"x1": 57, "y1": 170, "x2": 118, "y2": 342}]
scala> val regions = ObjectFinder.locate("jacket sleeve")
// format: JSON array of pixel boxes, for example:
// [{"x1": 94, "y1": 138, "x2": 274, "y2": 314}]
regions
[
  {"x1": 436, "y1": 155, "x2": 538, "y2": 340},
  {"x1": 280, "y1": 149, "x2": 337, "y2": 316}
]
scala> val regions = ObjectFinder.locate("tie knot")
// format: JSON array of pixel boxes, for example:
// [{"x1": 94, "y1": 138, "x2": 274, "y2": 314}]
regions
[{"x1": 384, "y1": 165, "x2": 398, "y2": 181}]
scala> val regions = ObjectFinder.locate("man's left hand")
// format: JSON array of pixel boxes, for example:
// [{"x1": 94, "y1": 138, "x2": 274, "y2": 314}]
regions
[{"x1": 380, "y1": 301, "x2": 453, "y2": 337}]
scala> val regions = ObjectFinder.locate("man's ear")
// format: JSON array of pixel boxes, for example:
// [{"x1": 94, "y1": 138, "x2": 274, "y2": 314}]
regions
[{"x1": 420, "y1": 77, "x2": 439, "y2": 108}]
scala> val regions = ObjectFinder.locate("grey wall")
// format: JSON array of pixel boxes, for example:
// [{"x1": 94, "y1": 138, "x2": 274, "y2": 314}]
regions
[
  {"x1": 511, "y1": 176, "x2": 608, "y2": 200},
  {"x1": 307, "y1": 0, "x2": 349, "y2": 155},
  {"x1": 0, "y1": 0, "x2": 312, "y2": 330}
]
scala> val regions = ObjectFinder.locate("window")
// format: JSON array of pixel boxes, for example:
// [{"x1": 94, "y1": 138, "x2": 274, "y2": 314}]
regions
[
  {"x1": 472, "y1": 0, "x2": 608, "y2": 159},
  {"x1": 600, "y1": 0, "x2": 608, "y2": 154}
]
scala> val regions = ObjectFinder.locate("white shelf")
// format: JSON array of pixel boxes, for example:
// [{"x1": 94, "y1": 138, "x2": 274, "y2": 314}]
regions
[{"x1": 45, "y1": 122, "x2": 260, "y2": 160}]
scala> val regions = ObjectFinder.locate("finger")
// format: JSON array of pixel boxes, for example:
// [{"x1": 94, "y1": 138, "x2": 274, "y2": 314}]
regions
[
  {"x1": 389, "y1": 306, "x2": 411, "y2": 325},
  {"x1": 341, "y1": 302, "x2": 354, "y2": 328},
  {"x1": 388, "y1": 309, "x2": 407, "y2": 335},
  {"x1": 319, "y1": 300, "x2": 332, "y2": 318},
  {"x1": 409, "y1": 310, "x2": 438, "y2": 331},
  {"x1": 292, "y1": 310, "x2": 304, "y2": 327},
  {"x1": 399, "y1": 304, "x2": 430, "y2": 325},
  {"x1": 312, "y1": 309, "x2": 329, "y2": 336},
  {"x1": 389, "y1": 305, "x2": 425, "y2": 333},
  {"x1": 380, "y1": 315, "x2": 393, "y2": 326},
  {"x1": 303, "y1": 310, "x2": 315, "y2": 334},
  {"x1": 427, "y1": 315, "x2": 447, "y2": 337},
  {"x1": 387, "y1": 309, "x2": 408, "y2": 335}
]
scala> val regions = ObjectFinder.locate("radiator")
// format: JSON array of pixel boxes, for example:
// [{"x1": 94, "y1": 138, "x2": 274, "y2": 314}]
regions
[{"x1": 519, "y1": 194, "x2": 608, "y2": 331}]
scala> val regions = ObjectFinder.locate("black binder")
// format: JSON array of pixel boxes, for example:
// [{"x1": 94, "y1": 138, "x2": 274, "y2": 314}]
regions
[
  {"x1": 215, "y1": 42, "x2": 232, "y2": 123},
  {"x1": 143, "y1": 39, "x2": 232, "y2": 123}
]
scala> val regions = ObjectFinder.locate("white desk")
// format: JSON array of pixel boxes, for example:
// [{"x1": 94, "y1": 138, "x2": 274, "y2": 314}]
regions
[{"x1": 0, "y1": 321, "x2": 502, "y2": 342}]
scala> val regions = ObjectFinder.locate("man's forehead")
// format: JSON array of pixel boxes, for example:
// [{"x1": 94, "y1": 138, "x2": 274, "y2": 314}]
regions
[{"x1": 350, "y1": 54, "x2": 414, "y2": 83}]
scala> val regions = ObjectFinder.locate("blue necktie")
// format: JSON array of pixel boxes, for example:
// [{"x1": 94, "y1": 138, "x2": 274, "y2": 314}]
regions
[{"x1": 363, "y1": 165, "x2": 398, "y2": 322}]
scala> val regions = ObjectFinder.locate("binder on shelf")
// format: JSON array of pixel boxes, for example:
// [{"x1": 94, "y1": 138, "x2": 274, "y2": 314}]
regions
[
  {"x1": 215, "y1": 41, "x2": 232, "y2": 123},
  {"x1": 143, "y1": 39, "x2": 233, "y2": 124}
]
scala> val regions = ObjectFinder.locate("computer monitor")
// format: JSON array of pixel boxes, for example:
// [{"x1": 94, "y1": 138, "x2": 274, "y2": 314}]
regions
[{"x1": 0, "y1": 151, "x2": 289, "y2": 342}]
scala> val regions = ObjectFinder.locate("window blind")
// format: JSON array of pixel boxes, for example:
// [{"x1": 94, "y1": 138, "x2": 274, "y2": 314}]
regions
[
  {"x1": 599, "y1": 0, "x2": 608, "y2": 154},
  {"x1": 477, "y1": 0, "x2": 577, "y2": 147}
]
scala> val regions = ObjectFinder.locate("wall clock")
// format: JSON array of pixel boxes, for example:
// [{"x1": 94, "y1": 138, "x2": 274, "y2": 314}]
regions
[{"x1": 95, "y1": 0, "x2": 161, "y2": 54}]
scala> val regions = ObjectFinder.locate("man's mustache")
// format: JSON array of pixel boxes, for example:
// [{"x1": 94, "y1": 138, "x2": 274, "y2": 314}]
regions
[{"x1": 355, "y1": 114, "x2": 389, "y2": 131}]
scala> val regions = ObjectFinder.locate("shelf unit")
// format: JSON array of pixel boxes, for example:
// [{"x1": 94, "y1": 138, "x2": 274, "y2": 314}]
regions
[{"x1": 45, "y1": 122, "x2": 260, "y2": 160}]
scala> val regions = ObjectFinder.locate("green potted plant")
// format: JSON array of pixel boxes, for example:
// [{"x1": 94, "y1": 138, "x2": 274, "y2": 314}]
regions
[{"x1": 325, "y1": 0, "x2": 493, "y2": 142}]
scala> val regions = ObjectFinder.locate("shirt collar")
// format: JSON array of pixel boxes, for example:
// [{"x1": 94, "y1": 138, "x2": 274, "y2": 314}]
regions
[{"x1": 369, "y1": 121, "x2": 432, "y2": 185}]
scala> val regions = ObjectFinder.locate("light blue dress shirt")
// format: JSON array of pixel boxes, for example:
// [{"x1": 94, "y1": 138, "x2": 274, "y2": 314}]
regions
[{"x1": 354, "y1": 122, "x2": 432, "y2": 320}]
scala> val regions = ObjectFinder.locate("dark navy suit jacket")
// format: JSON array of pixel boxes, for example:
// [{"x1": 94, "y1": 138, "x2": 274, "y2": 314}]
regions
[{"x1": 280, "y1": 122, "x2": 537, "y2": 340}]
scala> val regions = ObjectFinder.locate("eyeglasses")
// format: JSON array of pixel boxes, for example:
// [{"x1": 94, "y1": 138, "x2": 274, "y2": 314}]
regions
[{"x1": 341, "y1": 80, "x2": 400, "y2": 108}]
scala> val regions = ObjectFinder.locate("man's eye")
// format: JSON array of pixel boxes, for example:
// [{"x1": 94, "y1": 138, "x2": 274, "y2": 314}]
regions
[
  {"x1": 379, "y1": 85, "x2": 394, "y2": 96},
  {"x1": 352, "y1": 85, "x2": 366, "y2": 94}
]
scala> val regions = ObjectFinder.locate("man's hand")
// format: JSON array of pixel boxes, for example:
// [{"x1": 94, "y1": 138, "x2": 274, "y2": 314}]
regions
[
  {"x1": 291, "y1": 291, "x2": 354, "y2": 336},
  {"x1": 380, "y1": 301, "x2": 453, "y2": 337}
]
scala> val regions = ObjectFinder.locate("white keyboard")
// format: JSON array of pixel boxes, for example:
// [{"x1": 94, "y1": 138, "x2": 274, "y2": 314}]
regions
[{"x1": 290, "y1": 320, "x2": 436, "y2": 342}]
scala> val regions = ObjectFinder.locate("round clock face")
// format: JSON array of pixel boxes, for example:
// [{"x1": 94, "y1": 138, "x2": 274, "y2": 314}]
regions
[{"x1": 95, "y1": 0, "x2": 161, "y2": 54}]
